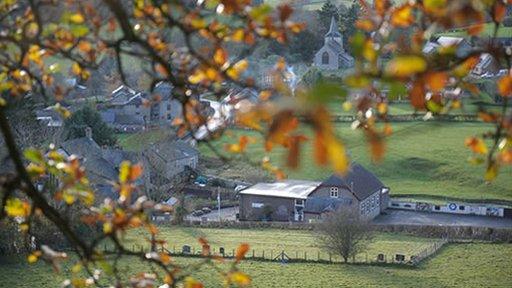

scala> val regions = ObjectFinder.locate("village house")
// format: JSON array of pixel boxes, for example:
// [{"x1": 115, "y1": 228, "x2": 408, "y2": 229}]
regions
[
  {"x1": 99, "y1": 83, "x2": 182, "y2": 132},
  {"x1": 57, "y1": 127, "x2": 149, "y2": 201},
  {"x1": 313, "y1": 17, "x2": 354, "y2": 70},
  {"x1": 239, "y1": 163, "x2": 389, "y2": 222}
]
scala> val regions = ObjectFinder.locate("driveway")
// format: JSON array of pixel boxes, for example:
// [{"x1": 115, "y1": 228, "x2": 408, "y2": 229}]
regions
[
  {"x1": 186, "y1": 206, "x2": 239, "y2": 222},
  {"x1": 373, "y1": 209, "x2": 512, "y2": 229}
]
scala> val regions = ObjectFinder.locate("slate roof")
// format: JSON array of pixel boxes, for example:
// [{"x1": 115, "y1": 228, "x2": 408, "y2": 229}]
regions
[
  {"x1": 239, "y1": 180, "x2": 321, "y2": 199},
  {"x1": 153, "y1": 82, "x2": 173, "y2": 101},
  {"x1": 60, "y1": 137, "x2": 119, "y2": 184},
  {"x1": 325, "y1": 16, "x2": 341, "y2": 38},
  {"x1": 146, "y1": 140, "x2": 198, "y2": 162},
  {"x1": 304, "y1": 197, "x2": 352, "y2": 214},
  {"x1": 322, "y1": 163, "x2": 384, "y2": 201},
  {"x1": 114, "y1": 114, "x2": 145, "y2": 125}
]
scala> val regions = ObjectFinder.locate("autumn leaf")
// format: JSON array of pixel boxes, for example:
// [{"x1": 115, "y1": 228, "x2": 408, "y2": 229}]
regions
[
  {"x1": 229, "y1": 271, "x2": 252, "y2": 286},
  {"x1": 497, "y1": 74, "x2": 512, "y2": 97},
  {"x1": 424, "y1": 71, "x2": 447, "y2": 93},
  {"x1": 391, "y1": 5, "x2": 414, "y2": 27},
  {"x1": 5, "y1": 198, "x2": 29, "y2": 217},
  {"x1": 235, "y1": 243, "x2": 249, "y2": 262},
  {"x1": 465, "y1": 137, "x2": 488, "y2": 154},
  {"x1": 385, "y1": 55, "x2": 427, "y2": 77},
  {"x1": 184, "y1": 277, "x2": 203, "y2": 288}
]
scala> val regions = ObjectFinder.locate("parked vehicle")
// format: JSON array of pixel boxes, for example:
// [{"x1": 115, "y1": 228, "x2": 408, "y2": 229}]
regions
[
  {"x1": 192, "y1": 210, "x2": 204, "y2": 216},
  {"x1": 201, "y1": 207, "x2": 212, "y2": 214}
]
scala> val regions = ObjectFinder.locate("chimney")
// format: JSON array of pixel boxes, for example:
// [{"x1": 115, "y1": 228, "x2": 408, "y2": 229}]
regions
[{"x1": 85, "y1": 126, "x2": 92, "y2": 140}]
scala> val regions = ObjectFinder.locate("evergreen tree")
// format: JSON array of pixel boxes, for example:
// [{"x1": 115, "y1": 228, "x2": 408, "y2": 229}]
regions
[
  {"x1": 64, "y1": 105, "x2": 117, "y2": 146},
  {"x1": 317, "y1": 0, "x2": 340, "y2": 34},
  {"x1": 339, "y1": 1, "x2": 361, "y2": 50}
]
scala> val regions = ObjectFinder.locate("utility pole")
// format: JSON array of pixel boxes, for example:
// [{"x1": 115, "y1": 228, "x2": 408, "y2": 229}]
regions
[{"x1": 217, "y1": 186, "x2": 221, "y2": 222}]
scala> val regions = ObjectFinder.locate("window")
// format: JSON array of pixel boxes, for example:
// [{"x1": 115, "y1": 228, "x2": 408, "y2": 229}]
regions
[
  {"x1": 459, "y1": 205, "x2": 465, "y2": 211},
  {"x1": 322, "y1": 52, "x2": 329, "y2": 64},
  {"x1": 295, "y1": 199, "x2": 304, "y2": 206},
  {"x1": 330, "y1": 187, "x2": 338, "y2": 198},
  {"x1": 434, "y1": 205, "x2": 440, "y2": 210}
]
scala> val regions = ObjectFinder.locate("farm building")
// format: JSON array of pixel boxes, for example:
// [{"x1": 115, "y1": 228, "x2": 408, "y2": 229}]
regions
[{"x1": 239, "y1": 163, "x2": 389, "y2": 222}]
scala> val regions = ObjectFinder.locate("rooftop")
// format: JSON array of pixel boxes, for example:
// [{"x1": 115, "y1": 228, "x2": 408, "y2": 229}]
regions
[{"x1": 239, "y1": 180, "x2": 321, "y2": 199}]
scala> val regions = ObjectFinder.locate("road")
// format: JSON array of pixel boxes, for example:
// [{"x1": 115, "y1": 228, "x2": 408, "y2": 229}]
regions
[
  {"x1": 373, "y1": 209, "x2": 512, "y2": 229},
  {"x1": 185, "y1": 206, "x2": 238, "y2": 222},
  {"x1": 186, "y1": 207, "x2": 512, "y2": 228}
]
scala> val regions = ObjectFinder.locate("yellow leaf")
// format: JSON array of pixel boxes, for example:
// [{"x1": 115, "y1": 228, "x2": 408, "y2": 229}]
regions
[
  {"x1": 385, "y1": 55, "x2": 427, "y2": 77},
  {"x1": 229, "y1": 271, "x2": 251, "y2": 286},
  {"x1": 69, "y1": 13, "x2": 85, "y2": 24},
  {"x1": 232, "y1": 29, "x2": 245, "y2": 42},
  {"x1": 326, "y1": 136, "x2": 349, "y2": 174},
  {"x1": 119, "y1": 161, "x2": 131, "y2": 183},
  {"x1": 27, "y1": 253, "x2": 39, "y2": 264},
  {"x1": 62, "y1": 192, "x2": 76, "y2": 205},
  {"x1": 485, "y1": 162, "x2": 498, "y2": 181},
  {"x1": 103, "y1": 222, "x2": 113, "y2": 234},
  {"x1": 184, "y1": 277, "x2": 203, "y2": 288},
  {"x1": 5, "y1": 198, "x2": 28, "y2": 217}
]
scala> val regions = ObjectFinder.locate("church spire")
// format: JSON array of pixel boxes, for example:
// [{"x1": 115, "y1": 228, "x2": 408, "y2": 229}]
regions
[{"x1": 325, "y1": 16, "x2": 341, "y2": 38}]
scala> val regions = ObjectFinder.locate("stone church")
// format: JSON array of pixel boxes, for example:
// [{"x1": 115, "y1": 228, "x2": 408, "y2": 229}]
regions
[{"x1": 313, "y1": 17, "x2": 354, "y2": 70}]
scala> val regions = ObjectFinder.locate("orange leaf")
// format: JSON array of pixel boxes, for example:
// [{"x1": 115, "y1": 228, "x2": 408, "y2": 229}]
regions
[
  {"x1": 465, "y1": 137, "x2": 488, "y2": 154},
  {"x1": 391, "y1": 5, "x2": 414, "y2": 27},
  {"x1": 410, "y1": 80, "x2": 426, "y2": 110},
  {"x1": 497, "y1": 75, "x2": 512, "y2": 97},
  {"x1": 493, "y1": 2, "x2": 507, "y2": 23},
  {"x1": 424, "y1": 71, "x2": 447, "y2": 93},
  {"x1": 235, "y1": 243, "x2": 249, "y2": 262}
]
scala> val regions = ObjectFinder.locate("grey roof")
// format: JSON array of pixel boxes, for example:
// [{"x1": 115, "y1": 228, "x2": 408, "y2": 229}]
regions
[
  {"x1": 322, "y1": 163, "x2": 384, "y2": 201},
  {"x1": 304, "y1": 197, "x2": 352, "y2": 214},
  {"x1": 239, "y1": 180, "x2": 321, "y2": 199},
  {"x1": 325, "y1": 16, "x2": 341, "y2": 38},
  {"x1": 110, "y1": 85, "x2": 137, "y2": 104},
  {"x1": 60, "y1": 137, "x2": 118, "y2": 183},
  {"x1": 146, "y1": 140, "x2": 198, "y2": 162},
  {"x1": 114, "y1": 114, "x2": 145, "y2": 125},
  {"x1": 100, "y1": 110, "x2": 116, "y2": 124},
  {"x1": 153, "y1": 82, "x2": 173, "y2": 101}
]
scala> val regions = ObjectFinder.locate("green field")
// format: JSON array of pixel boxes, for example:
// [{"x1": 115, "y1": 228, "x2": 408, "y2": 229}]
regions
[
  {"x1": 125, "y1": 227, "x2": 436, "y2": 262},
  {"x1": 198, "y1": 122, "x2": 512, "y2": 202},
  {"x1": 115, "y1": 120, "x2": 512, "y2": 202},
  {"x1": 1, "y1": 242, "x2": 511, "y2": 287}
]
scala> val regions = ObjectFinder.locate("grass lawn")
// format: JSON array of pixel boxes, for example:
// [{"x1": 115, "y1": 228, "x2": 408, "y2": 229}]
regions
[
  {"x1": 1, "y1": 243, "x2": 511, "y2": 287},
  {"x1": 199, "y1": 122, "x2": 512, "y2": 202},
  {"x1": 116, "y1": 129, "x2": 174, "y2": 151},
  {"x1": 125, "y1": 227, "x2": 436, "y2": 262}
]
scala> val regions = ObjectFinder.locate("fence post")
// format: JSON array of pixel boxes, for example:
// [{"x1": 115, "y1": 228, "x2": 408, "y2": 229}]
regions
[
  {"x1": 262, "y1": 250, "x2": 265, "y2": 259},
  {"x1": 232, "y1": 249, "x2": 235, "y2": 257},
  {"x1": 295, "y1": 251, "x2": 298, "y2": 259},
  {"x1": 304, "y1": 252, "x2": 307, "y2": 261},
  {"x1": 317, "y1": 251, "x2": 320, "y2": 261},
  {"x1": 173, "y1": 245, "x2": 175, "y2": 253},
  {"x1": 252, "y1": 250, "x2": 255, "y2": 258},
  {"x1": 329, "y1": 253, "x2": 332, "y2": 263}
]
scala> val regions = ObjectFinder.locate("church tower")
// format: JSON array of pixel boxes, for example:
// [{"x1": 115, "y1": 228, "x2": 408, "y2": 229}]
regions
[{"x1": 325, "y1": 16, "x2": 343, "y2": 48}]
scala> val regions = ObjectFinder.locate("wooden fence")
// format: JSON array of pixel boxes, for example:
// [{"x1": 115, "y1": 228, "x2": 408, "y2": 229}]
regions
[{"x1": 123, "y1": 239, "x2": 449, "y2": 267}]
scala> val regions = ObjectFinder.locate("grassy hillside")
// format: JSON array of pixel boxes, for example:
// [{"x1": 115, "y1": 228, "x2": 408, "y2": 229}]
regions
[
  {"x1": 198, "y1": 122, "x2": 512, "y2": 202},
  {"x1": 2, "y1": 243, "x2": 511, "y2": 287}
]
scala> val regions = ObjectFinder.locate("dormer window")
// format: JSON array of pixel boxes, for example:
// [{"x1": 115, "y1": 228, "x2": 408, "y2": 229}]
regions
[{"x1": 330, "y1": 187, "x2": 338, "y2": 198}]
